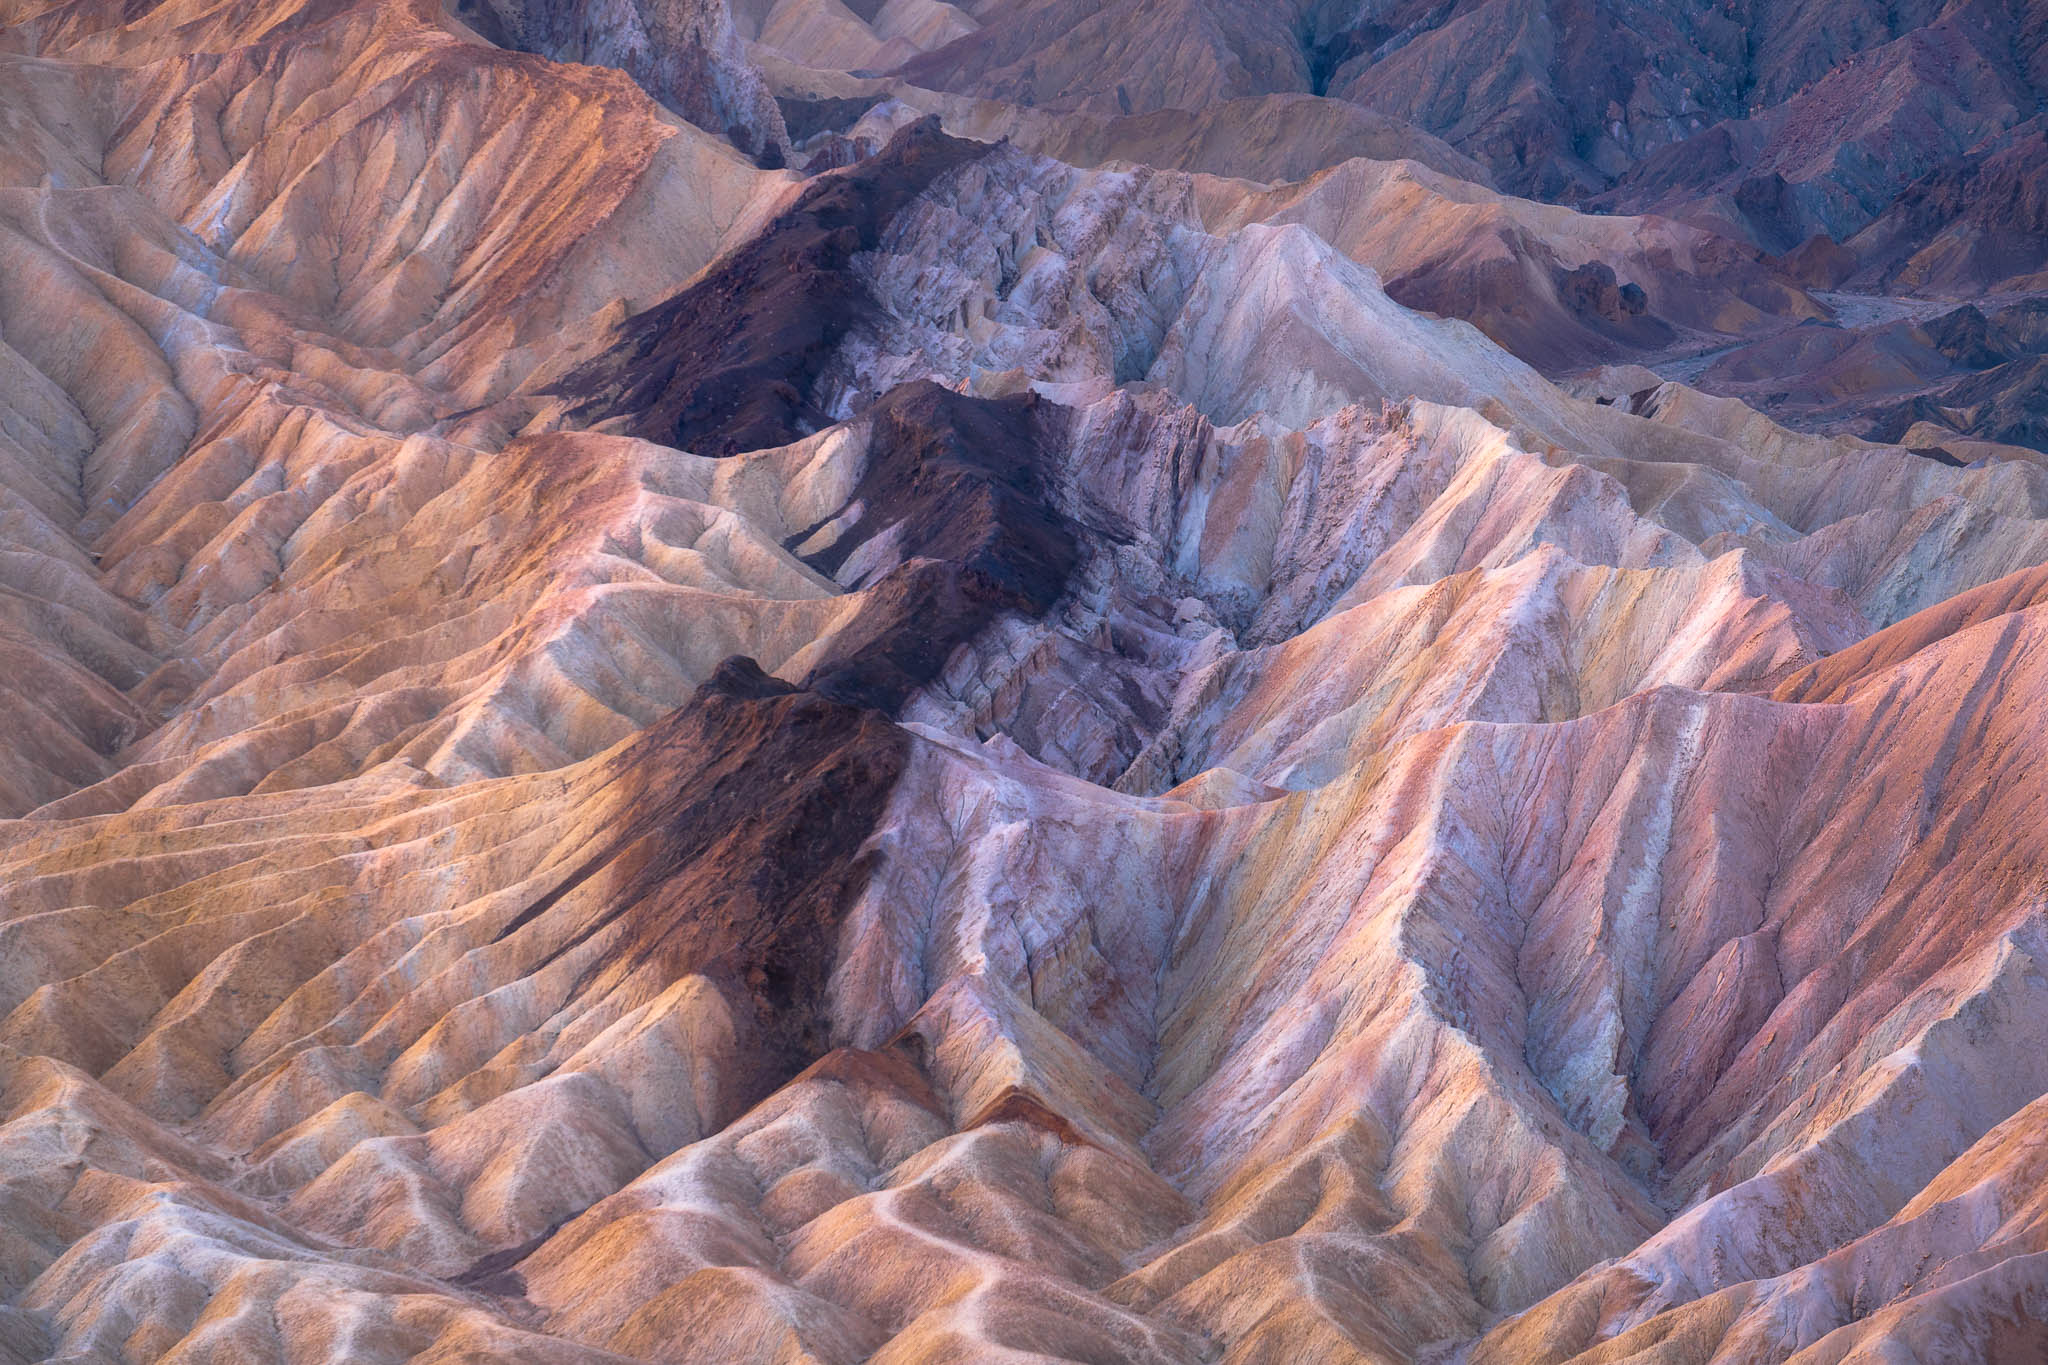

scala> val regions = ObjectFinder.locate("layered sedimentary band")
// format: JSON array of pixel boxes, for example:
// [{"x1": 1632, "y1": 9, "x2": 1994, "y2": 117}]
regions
[{"x1": 1, "y1": 0, "x2": 2047, "y2": 1360}]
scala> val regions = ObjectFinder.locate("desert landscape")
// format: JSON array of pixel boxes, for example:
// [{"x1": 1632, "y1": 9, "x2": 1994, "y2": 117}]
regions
[{"x1": 0, "y1": 0, "x2": 2046, "y2": 1359}]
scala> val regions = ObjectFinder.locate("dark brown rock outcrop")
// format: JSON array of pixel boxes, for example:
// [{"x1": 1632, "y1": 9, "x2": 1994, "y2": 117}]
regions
[{"x1": 556, "y1": 118, "x2": 989, "y2": 454}]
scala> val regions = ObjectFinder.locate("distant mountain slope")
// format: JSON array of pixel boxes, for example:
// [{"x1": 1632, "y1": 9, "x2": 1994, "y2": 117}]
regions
[{"x1": 874, "y1": 0, "x2": 2046, "y2": 251}]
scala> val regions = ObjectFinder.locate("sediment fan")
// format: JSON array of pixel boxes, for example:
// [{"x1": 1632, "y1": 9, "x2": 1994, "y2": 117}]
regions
[{"x1": 0, "y1": 0, "x2": 2046, "y2": 1359}]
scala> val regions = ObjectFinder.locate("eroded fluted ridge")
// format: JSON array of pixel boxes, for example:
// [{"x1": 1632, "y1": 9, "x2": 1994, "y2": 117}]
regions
[{"x1": 0, "y1": 0, "x2": 2046, "y2": 1360}]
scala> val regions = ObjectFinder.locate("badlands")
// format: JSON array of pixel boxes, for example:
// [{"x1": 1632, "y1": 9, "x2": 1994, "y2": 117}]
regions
[{"x1": 1, "y1": 0, "x2": 2048, "y2": 1360}]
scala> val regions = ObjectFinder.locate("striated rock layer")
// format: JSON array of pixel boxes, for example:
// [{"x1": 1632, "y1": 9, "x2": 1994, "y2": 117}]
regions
[{"x1": 0, "y1": 0, "x2": 2047, "y2": 1361}]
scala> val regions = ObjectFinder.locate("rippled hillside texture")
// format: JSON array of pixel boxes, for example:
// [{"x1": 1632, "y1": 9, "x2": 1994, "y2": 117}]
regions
[{"x1": 2, "y1": 0, "x2": 2048, "y2": 1360}]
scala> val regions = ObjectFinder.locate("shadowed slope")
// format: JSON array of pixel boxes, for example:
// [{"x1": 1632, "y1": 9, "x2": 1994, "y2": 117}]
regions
[{"x1": 556, "y1": 117, "x2": 988, "y2": 454}]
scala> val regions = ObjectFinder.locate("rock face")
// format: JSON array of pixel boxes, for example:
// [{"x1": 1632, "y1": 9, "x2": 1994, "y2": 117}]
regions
[
  {"x1": 1, "y1": 0, "x2": 2047, "y2": 1361},
  {"x1": 825, "y1": 0, "x2": 2046, "y2": 247},
  {"x1": 452, "y1": 0, "x2": 791, "y2": 159},
  {"x1": 733, "y1": 8, "x2": 2048, "y2": 448}
]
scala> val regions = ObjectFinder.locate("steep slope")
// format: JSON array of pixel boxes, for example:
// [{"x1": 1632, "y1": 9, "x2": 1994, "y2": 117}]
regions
[
  {"x1": 791, "y1": 0, "x2": 2048, "y2": 453},
  {"x1": 1187, "y1": 157, "x2": 1824, "y2": 371},
  {"x1": 448, "y1": 0, "x2": 792, "y2": 160},
  {"x1": 849, "y1": 0, "x2": 2047, "y2": 246},
  {"x1": 0, "y1": 0, "x2": 2046, "y2": 1361}
]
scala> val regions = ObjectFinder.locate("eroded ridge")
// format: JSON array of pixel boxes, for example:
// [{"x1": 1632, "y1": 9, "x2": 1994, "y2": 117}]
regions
[{"x1": 0, "y1": 0, "x2": 2046, "y2": 1360}]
